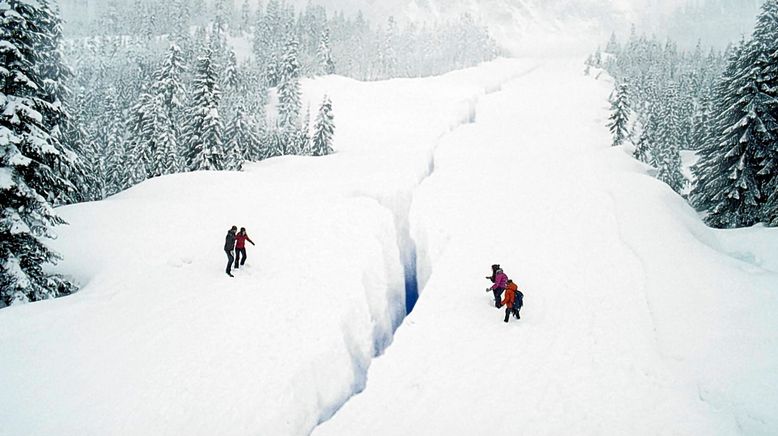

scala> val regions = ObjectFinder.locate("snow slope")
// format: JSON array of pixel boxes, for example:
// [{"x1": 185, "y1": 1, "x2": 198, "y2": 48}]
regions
[
  {"x1": 314, "y1": 60, "x2": 778, "y2": 435},
  {"x1": 2, "y1": 51, "x2": 777, "y2": 436},
  {"x1": 0, "y1": 58, "x2": 538, "y2": 436}
]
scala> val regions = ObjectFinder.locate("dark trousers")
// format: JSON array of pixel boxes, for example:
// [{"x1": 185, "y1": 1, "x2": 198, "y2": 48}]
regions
[
  {"x1": 235, "y1": 247, "x2": 246, "y2": 268},
  {"x1": 504, "y1": 305, "x2": 521, "y2": 322},
  {"x1": 493, "y1": 287, "x2": 504, "y2": 308},
  {"x1": 225, "y1": 249, "x2": 235, "y2": 274}
]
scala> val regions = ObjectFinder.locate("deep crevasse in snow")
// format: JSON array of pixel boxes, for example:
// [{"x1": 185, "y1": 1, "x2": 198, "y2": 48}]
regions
[
  {"x1": 1, "y1": 56, "x2": 776, "y2": 436},
  {"x1": 0, "y1": 58, "x2": 540, "y2": 436},
  {"x1": 315, "y1": 59, "x2": 778, "y2": 435}
]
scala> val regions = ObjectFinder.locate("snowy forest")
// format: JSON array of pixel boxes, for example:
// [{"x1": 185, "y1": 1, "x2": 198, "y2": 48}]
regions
[
  {"x1": 0, "y1": 0, "x2": 498, "y2": 306},
  {"x1": 593, "y1": 0, "x2": 778, "y2": 229},
  {"x1": 63, "y1": 0, "x2": 499, "y2": 200}
]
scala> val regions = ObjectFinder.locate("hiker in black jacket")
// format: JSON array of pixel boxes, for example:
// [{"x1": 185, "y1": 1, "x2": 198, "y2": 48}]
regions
[{"x1": 225, "y1": 226, "x2": 237, "y2": 277}]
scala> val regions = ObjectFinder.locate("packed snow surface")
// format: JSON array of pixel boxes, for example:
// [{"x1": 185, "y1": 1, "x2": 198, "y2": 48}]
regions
[{"x1": 2, "y1": 57, "x2": 778, "y2": 436}]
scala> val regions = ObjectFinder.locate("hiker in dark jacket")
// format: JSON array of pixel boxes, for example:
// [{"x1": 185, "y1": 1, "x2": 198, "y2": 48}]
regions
[
  {"x1": 486, "y1": 267, "x2": 508, "y2": 308},
  {"x1": 234, "y1": 227, "x2": 255, "y2": 269},
  {"x1": 485, "y1": 264, "x2": 500, "y2": 283},
  {"x1": 224, "y1": 226, "x2": 237, "y2": 277},
  {"x1": 514, "y1": 287, "x2": 524, "y2": 319}
]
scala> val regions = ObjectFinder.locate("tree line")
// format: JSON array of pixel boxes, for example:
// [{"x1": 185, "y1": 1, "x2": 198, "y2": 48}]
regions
[{"x1": 594, "y1": 0, "x2": 778, "y2": 229}]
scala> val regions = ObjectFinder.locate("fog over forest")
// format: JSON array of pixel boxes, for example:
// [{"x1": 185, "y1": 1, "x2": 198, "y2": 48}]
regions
[{"x1": 58, "y1": 0, "x2": 760, "y2": 50}]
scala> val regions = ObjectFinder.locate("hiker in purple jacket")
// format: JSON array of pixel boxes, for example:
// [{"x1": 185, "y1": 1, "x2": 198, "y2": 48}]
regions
[{"x1": 486, "y1": 266, "x2": 508, "y2": 308}]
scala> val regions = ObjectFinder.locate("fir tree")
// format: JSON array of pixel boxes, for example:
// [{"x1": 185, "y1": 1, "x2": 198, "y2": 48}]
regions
[
  {"x1": 297, "y1": 106, "x2": 312, "y2": 155},
  {"x1": 318, "y1": 27, "x2": 336, "y2": 75},
  {"x1": 689, "y1": 0, "x2": 778, "y2": 227},
  {"x1": 34, "y1": 0, "x2": 87, "y2": 205},
  {"x1": 276, "y1": 38, "x2": 302, "y2": 154},
  {"x1": 1, "y1": 0, "x2": 77, "y2": 305},
  {"x1": 100, "y1": 89, "x2": 126, "y2": 196},
  {"x1": 634, "y1": 114, "x2": 656, "y2": 164},
  {"x1": 310, "y1": 96, "x2": 335, "y2": 156},
  {"x1": 753, "y1": 0, "x2": 778, "y2": 224},
  {"x1": 123, "y1": 91, "x2": 152, "y2": 185},
  {"x1": 654, "y1": 84, "x2": 686, "y2": 193},
  {"x1": 184, "y1": 48, "x2": 225, "y2": 171},
  {"x1": 607, "y1": 82, "x2": 631, "y2": 147},
  {"x1": 147, "y1": 94, "x2": 179, "y2": 176},
  {"x1": 264, "y1": 130, "x2": 285, "y2": 158},
  {"x1": 152, "y1": 43, "x2": 187, "y2": 119},
  {"x1": 593, "y1": 46, "x2": 602, "y2": 68},
  {"x1": 605, "y1": 32, "x2": 620, "y2": 55},
  {"x1": 691, "y1": 42, "x2": 773, "y2": 227},
  {"x1": 224, "y1": 106, "x2": 262, "y2": 169},
  {"x1": 223, "y1": 50, "x2": 240, "y2": 91},
  {"x1": 380, "y1": 17, "x2": 398, "y2": 77},
  {"x1": 65, "y1": 87, "x2": 102, "y2": 201},
  {"x1": 239, "y1": 0, "x2": 252, "y2": 34},
  {"x1": 690, "y1": 91, "x2": 713, "y2": 151}
]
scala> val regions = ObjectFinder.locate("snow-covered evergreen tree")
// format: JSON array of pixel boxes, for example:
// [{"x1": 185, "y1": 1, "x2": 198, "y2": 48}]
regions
[
  {"x1": 239, "y1": 0, "x2": 252, "y2": 34},
  {"x1": 100, "y1": 89, "x2": 126, "y2": 196},
  {"x1": 318, "y1": 27, "x2": 336, "y2": 75},
  {"x1": 276, "y1": 38, "x2": 302, "y2": 154},
  {"x1": 1, "y1": 0, "x2": 77, "y2": 306},
  {"x1": 689, "y1": 0, "x2": 778, "y2": 227},
  {"x1": 605, "y1": 32, "x2": 620, "y2": 55},
  {"x1": 147, "y1": 95, "x2": 179, "y2": 176},
  {"x1": 123, "y1": 91, "x2": 152, "y2": 185},
  {"x1": 34, "y1": 0, "x2": 88, "y2": 205},
  {"x1": 311, "y1": 96, "x2": 335, "y2": 157},
  {"x1": 297, "y1": 105, "x2": 312, "y2": 155},
  {"x1": 691, "y1": 43, "x2": 772, "y2": 227},
  {"x1": 184, "y1": 48, "x2": 225, "y2": 171},
  {"x1": 690, "y1": 92, "x2": 713, "y2": 151},
  {"x1": 607, "y1": 82, "x2": 631, "y2": 147},
  {"x1": 633, "y1": 115, "x2": 655, "y2": 164},
  {"x1": 65, "y1": 87, "x2": 102, "y2": 201},
  {"x1": 654, "y1": 84, "x2": 686, "y2": 193},
  {"x1": 753, "y1": 0, "x2": 778, "y2": 225},
  {"x1": 380, "y1": 17, "x2": 398, "y2": 78},
  {"x1": 152, "y1": 44, "x2": 187, "y2": 119},
  {"x1": 224, "y1": 106, "x2": 262, "y2": 170},
  {"x1": 223, "y1": 50, "x2": 240, "y2": 91}
]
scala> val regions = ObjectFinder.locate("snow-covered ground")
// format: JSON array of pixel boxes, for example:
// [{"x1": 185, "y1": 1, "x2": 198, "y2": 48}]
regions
[
  {"x1": 2, "y1": 55, "x2": 778, "y2": 436},
  {"x1": 315, "y1": 59, "x2": 778, "y2": 435},
  {"x1": 0, "y1": 58, "x2": 538, "y2": 435}
]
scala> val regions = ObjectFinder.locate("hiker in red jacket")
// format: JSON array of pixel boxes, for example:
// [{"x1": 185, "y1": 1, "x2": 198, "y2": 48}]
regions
[
  {"x1": 501, "y1": 280, "x2": 521, "y2": 323},
  {"x1": 234, "y1": 227, "x2": 255, "y2": 269}
]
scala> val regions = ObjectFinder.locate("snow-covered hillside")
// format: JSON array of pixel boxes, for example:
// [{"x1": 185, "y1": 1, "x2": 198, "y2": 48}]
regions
[
  {"x1": 0, "y1": 59, "x2": 538, "y2": 436},
  {"x1": 315, "y1": 59, "x2": 778, "y2": 435},
  {"x1": 2, "y1": 52, "x2": 778, "y2": 436}
]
